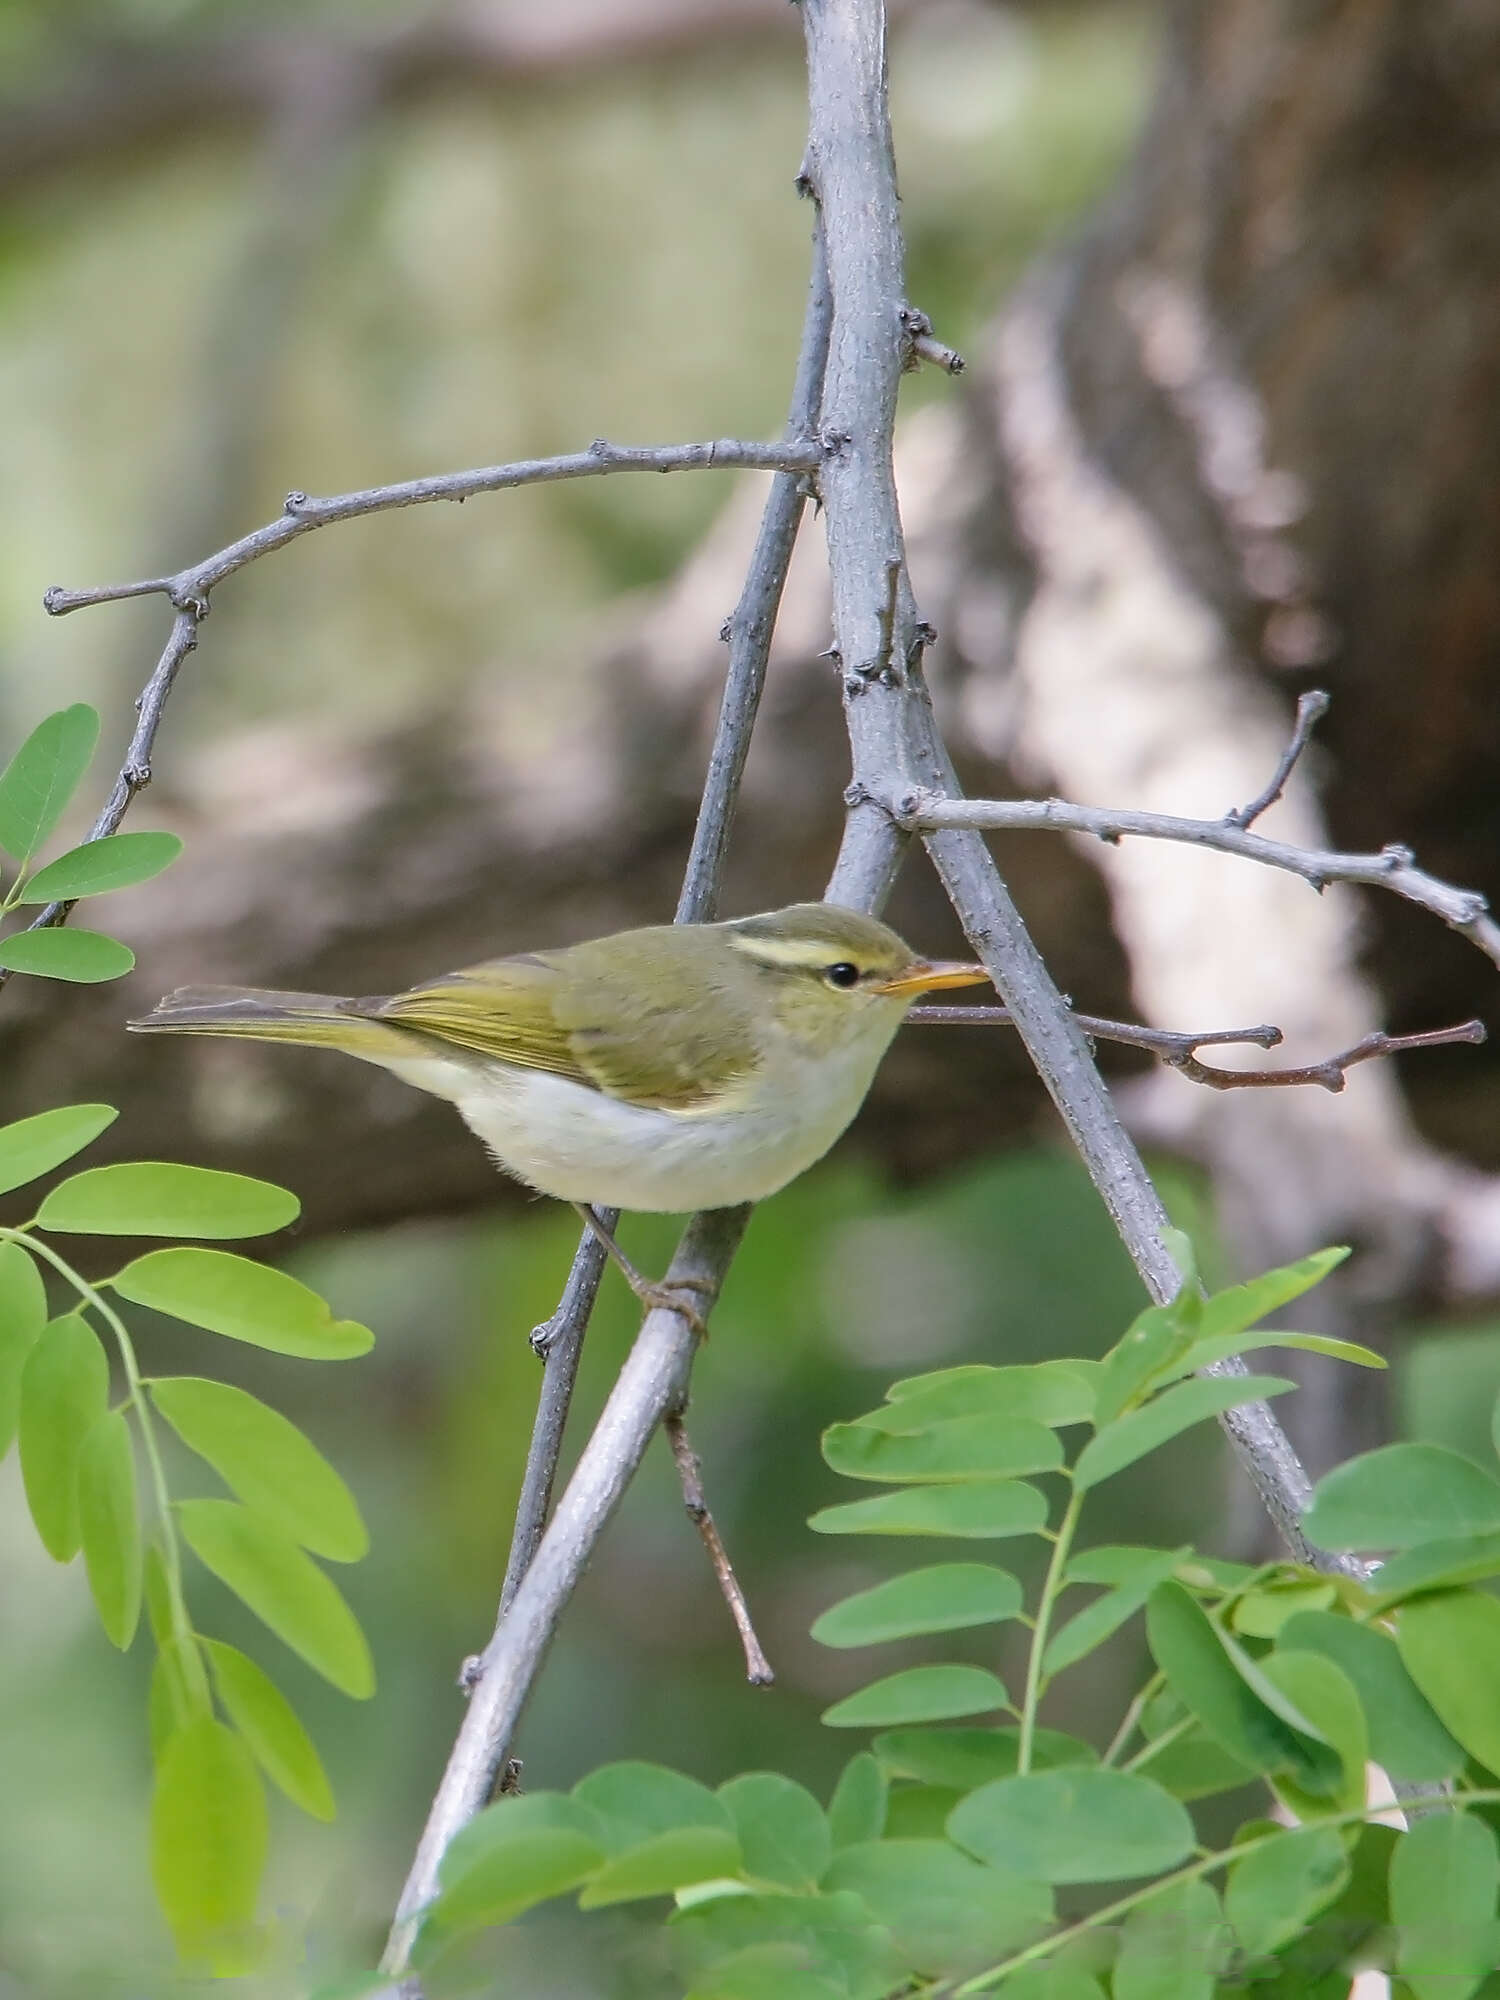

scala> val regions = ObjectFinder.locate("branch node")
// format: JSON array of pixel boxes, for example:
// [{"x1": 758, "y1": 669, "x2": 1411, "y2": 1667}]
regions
[
  {"x1": 899, "y1": 305, "x2": 966, "y2": 376},
  {"x1": 282, "y1": 489, "x2": 308, "y2": 513},
  {"x1": 843, "y1": 780, "x2": 872, "y2": 808},
  {"x1": 1381, "y1": 842, "x2": 1416, "y2": 870}
]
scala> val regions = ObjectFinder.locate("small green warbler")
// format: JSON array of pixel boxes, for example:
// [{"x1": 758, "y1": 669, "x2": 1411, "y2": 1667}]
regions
[{"x1": 129, "y1": 902, "x2": 987, "y2": 1317}]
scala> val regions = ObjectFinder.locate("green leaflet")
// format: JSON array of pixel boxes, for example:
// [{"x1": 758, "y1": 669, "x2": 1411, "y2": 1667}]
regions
[
  {"x1": 19, "y1": 1312, "x2": 111, "y2": 1560},
  {"x1": 151, "y1": 1716, "x2": 268, "y2": 1974},
  {"x1": 77, "y1": 1409, "x2": 142, "y2": 1648},
  {"x1": 17, "y1": 830, "x2": 182, "y2": 903},
  {"x1": 176, "y1": 1499, "x2": 374, "y2": 1698},
  {"x1": 150, "y1": 1376, "x2": 366, "y2": 1561},
  {"x1": 37, "y1": 1163, "x2": 299, "y2": 1239},
  {"x1": 0, "y1": 704, "x2": 99, "y2": 862}
]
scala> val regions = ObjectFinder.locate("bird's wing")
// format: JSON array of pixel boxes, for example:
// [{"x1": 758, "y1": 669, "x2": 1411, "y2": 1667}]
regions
[
  {"x1": 376, "y1": 955, "x2": 594, "y2": 1085},
  {"x1": 379, "y1": 941, "x2": 760, "y2": 1113}
]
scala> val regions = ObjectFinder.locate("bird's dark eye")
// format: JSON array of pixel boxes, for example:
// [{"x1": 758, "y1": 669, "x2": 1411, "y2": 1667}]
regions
[{"x1": 824, "y1": 962, "x2": 861, "y2": 989}]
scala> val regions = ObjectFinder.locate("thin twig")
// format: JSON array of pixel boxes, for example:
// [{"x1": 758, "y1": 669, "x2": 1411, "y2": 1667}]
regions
[
  {"x1": 1225, "y1": 687, "x2": 1330, "y2": 829},
  {"x1": 894, "y1": 788, "x2": 1500, "y2": 973},
  {"x1": 909, "y1": 1003, "x2": 1486, "y2": 1091},
  {"x1": 910, "y1": 1001, "x2": 1284, "y2": 1058},
  {"x1": 379, "y1": 237, "x2": 833, "y2": 1981},
  {"x1": 899, "y1": 305, "x2": 965, "y2": 376},
  {"x1": 43, "y1": 438, "x2": 821, "y2": 617},
  {"x1": 1168, "y1": 1019, "x2": 1485, "y2": 1092},
  {"x1": 664, "y1": 1412, "x2": 775, "y2": 1687},
  {"x1": 379, "y1": 1204, "x2": 751, "y2": 1982}
]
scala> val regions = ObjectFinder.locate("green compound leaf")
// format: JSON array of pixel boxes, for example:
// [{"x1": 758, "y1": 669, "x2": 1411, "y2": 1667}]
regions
[
  {"x1": 1074, "y1": 1375, "x2": 1295, "y2": 1491},
  {"x1": 1390, "y1": 1810, "x2": 1500, "y2": 2000},
  {"x1": 1113, "y1": 1878, "x2": 1228, "y2": 2000},
  {"x1": 1279, "y1": 1609, "x2": 1465, "y2": 1782},
  {"x1": 1398, "y1": 1591, "x2": 1500, "y2": 1778},
  {"x1": 1043, "y1": 1548, "x2": 1182, "y2": 1677},
  {"x1": 202, "y1": 1638, "x2": 335, "y2": 1821},
  {"x1": 1146, "y1": 1581, "x2": 1334, "y2": 1787},
  {"x1": 0, "y1": 704, "x2": 99, "y2": 863},
  {"x1": 877, "y1": 1360, "x2": 1097, "y2": 1429},
  {"x1": 18, "y1": 830, "x2": 183, "y2": 904},
  {"x1": 419, "y1": 1793, "x2": 608, "y2": 1946},
  {"x1": 112, "y1": 1248, "x2": 373, "y2": 1360},
  {"x1": 823, "y1": 1414, "x2": 1063, "y2": 1483},
  {"x1": 572, "y1": 1762, "x2": 734, "y2": 1856},
  {"x1": 19, "y1": 1312, "x2": 111, "y2": 1559},
  {"x1": 578, "y1": 1827, "x2": 743, "y2": 1908},
  {"x1": 37, "y1": 1163, "x2": 299, "y2": 1240},
  {"x1": 812, "y1": 1564, "x2": 1023, "y2": 1648},
  {"x1": 0, "y1": 1238, "x2": 48, "y2": 1460},
  {"x1": 718, "y1": 1774, "x2": 831, "y2": 1891},
  {"x1": 1304, "y1": 1442, "x2": 1500, "y2": 1550},
  {"x1": 827, "y1": 1754, "x2": 886, "y2": 1849},
  {"x1": 150, "y1": 1376, "x2": 366, "y2": 1561},
  {"x1": 874, "y1": 1727, "x2": 1095, "y2": 1790},
  {"x1": 151, "y1": 1715, "x2": 268, "y2": 1974},
  {"x1": 809, "y1": 1481, "x2": 1049, "y2": 1541},
  {"x1": 1226, "y1": 1824, "x2": 1351, "y2": 1958},
  {"x1": 822, "y1": 1664, "x2": 1009, "y2": 1729},
  {"x1": 77, "y1": 1409, "x2": 141, "y2": 1647},
  {"x1": 176, "y1": 1499, "x2": 374, "y2": 1698},
  {"x1": 0, "y1": 928, "x2": 135, "y2": 982},
  {"x1": 0, "y1": 1103, "x2": 116, "y2": 1196},
  {"x1": 823, "y1": 1838, "x2": 1053, "y2": 1976},
  {"x1": 948, "y1": 1768, "x2": 1196, "y2": 1884}
]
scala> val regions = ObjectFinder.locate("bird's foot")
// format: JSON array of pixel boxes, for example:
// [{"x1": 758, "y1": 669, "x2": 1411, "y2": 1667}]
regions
[
  {"x1": 573, "y1": 1203, "x2": 717, "y2": 1340},
  {"x1": 623, "y1": 1271, "x2": 715, "y2": 1341}
]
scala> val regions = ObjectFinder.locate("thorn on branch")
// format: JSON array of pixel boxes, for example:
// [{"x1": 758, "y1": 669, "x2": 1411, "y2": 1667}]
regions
[{"x1": 664, "y1": 1413, "x2": 774, "y2": 1688}]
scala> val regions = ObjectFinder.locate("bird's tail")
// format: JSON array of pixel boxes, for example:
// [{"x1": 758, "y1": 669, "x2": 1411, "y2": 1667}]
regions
[{"x1": 127, "y1": 985, "x2": 417, "y2": 1059}]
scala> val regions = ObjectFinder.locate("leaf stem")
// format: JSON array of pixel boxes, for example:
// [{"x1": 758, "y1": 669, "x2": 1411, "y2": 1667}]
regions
[
  {"x1": 1121, "y1": 1713, "x2": 1194, "y2": 1773},
  {"x1": 5, "y1": 1226, "x2": 207, "y2": 1703},
  {"x1": 1100, "y1": 1670, "x2": 1164, "y2": 1767},
  {"x1": 1017, "y1": 1482, "x2": 1084, "y2": 1773}
]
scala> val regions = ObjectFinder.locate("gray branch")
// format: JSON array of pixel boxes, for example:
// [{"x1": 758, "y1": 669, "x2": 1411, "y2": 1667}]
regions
[
  {"x1": 895, "y1": 787, "x2": 1500, "y2": 973},
  {"x1": 800, "y1": 0, "x2": 1342, "y2": 1570},
  {"x1": 43, "y1": 437, "x2": 821, "y2": 616}
]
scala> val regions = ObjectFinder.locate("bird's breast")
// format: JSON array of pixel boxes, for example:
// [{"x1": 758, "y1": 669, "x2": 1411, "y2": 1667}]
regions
[{"x1": 440, "y1": 1028, "x2": 894, "y2": 1212}]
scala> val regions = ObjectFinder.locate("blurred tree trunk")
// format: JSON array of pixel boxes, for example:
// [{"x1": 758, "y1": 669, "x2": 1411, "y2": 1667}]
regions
[{"x1": 11, "y1": 2, "x2": 1500, "y2": 1483}]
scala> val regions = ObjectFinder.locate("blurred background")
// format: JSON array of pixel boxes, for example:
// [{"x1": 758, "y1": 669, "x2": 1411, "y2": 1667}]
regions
[{"x1": 4, "y1": 0, "x2": 1500, "y2": 1992}]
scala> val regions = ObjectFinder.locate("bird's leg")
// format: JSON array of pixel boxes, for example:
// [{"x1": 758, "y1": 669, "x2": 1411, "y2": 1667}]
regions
[{"x1": 572, "y1": 1204, "x2": 716, "y2": 1340}]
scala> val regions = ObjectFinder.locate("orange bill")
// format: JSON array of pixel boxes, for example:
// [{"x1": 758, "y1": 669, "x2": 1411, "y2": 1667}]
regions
[{"x1": 873, "y1": 959, "x2": 991, "y2": 998}]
